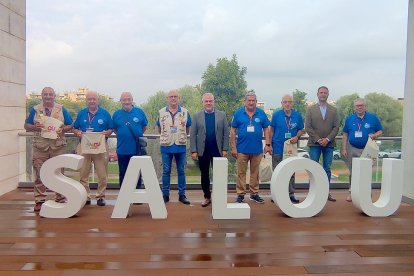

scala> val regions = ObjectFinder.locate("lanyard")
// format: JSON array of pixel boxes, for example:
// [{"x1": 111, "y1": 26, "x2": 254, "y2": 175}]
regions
[
  {"x1": 87, "y1": 112, "x2": 96, "y2": 128},
  {"x1": 42, "y1": 106, "x2": 51, "y2": 117},
  {"x1": 357, "y1": 116, "x2": 364, "y2": 132},
  {"x1": 285, "y1": 116, "x2": 291, "y2": 131}
]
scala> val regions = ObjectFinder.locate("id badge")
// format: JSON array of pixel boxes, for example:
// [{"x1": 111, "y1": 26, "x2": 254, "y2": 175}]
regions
[
  {"x1": 247, "y1": 125, "x2": 255, "y2": 132},
  {"x1": 285, "y1": 132, "x2": 292, "y2": 139},
  {"x1": 170, "y1": 126, "x2": 178, "y2": 133},
  {"x1": 355, "y1": 131, "x2": 362, "y2": 138}
]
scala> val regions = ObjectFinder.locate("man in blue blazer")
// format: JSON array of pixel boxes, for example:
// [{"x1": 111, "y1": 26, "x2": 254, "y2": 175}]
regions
[{"x1": 190, "y1": 93, "x2": 229, "y2": 207}]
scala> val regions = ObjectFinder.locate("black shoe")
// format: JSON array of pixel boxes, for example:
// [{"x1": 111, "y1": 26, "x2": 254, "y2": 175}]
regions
[
  {"x1": 289, "y1": 195, "x2": 299, "y2": 204},
  {"x1": 179, "y1": 194, "x2": 190, "y2": 205},
  {"x1": 97, "y1": 198, "x2": 106, "y2": 206},
  {"x1": 85, "y1": 199, "x2": 91, "y2": 205},
  {"x1": 201, "y1": 198, "x2": 211, "y2": 207},
  {"x1": 163, "y1": 195, "x2": 169, "y2": 203},
  {"x1": 235, "y1": 194, "x2": 245, "y2": 203},
  {"x1": 249, "y1": 194, "x2": 265, "y2": 204},
  {"x1": 328, "y1": 194, "x2": 336, "y2": 202}
]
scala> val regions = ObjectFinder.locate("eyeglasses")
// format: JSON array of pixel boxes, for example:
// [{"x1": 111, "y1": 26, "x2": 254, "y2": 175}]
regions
[
  {"x1": 169, "y1": 95, "x2": 178, "y2": 98},
  {"x1": 282, "y1": 101, "x2": 293, "y2": 104}
]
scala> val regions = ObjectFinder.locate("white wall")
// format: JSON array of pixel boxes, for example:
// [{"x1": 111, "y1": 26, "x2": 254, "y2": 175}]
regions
[
  {"x1": 0, "y1": 0, "x2": 26, "y2": 195},
  {"x1": 403, "y1": 0, "x2": 414, "y2": 203}
]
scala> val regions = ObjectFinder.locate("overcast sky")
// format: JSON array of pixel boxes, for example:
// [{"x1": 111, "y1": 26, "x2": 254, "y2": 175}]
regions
[{"x1": 26, "y1": 0, "x2": 409, "y2": 108}]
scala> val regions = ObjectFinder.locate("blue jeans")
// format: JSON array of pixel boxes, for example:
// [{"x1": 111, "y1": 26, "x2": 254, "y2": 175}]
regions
[
  {"x1": 309, "y1": 146, "x2": 334, "y2": 184},
  {"x1": 161, "y1": 152, "x2": 187, "y2": 196},
  {"x1": 118, "y1": 154, "x2": 142, "y2": 189}
]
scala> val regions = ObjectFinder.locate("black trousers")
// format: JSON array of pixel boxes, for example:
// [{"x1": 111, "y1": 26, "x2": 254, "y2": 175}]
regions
[
  {"x1": 118, "y1": 154, "x2": 142, "y2": 188},
  {"x1": 198, "y1": 154, "x2": 216, "y2": 199}
]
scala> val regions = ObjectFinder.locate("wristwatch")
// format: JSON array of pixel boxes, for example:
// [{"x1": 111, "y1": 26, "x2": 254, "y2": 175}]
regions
[{"x1": 266, "y1": 144, "x2": 271, "y2": 147}]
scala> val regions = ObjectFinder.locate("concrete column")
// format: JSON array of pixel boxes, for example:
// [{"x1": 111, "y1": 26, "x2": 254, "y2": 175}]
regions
[
  {"x1": 402, "y1": 0, "x2": 414, "y2": 204},
  {"x1": 0, "y1": 0, "x2": 26, "y2": 195}
]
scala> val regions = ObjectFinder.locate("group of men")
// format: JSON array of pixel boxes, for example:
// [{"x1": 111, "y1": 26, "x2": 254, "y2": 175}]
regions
[{"x1": 25, "y1": 85, "x2": 382, "y2": 213}]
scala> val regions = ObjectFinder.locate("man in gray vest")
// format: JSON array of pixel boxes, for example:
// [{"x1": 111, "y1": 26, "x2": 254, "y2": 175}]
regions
[{"x1": 190, "y1": 92, "x2": 229, "y2": 207}]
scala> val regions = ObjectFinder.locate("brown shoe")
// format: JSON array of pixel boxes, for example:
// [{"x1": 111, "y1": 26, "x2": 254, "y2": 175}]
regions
[
  {"x1": 34, "y1": 201, "x2": 44, "y2": 212},
  {"x1": 201, "y1": 198, "x2": 211, "y2": 207},
  {"x1": 328, "y1": 194, "x2": 336, "y2": 202}
]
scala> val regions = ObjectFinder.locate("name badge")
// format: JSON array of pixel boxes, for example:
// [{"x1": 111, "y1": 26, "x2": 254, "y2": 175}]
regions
[
  {"x1": 247, "y1": 125, "x2": 255, "y2": 132},
  {"x1": 285, "y1": 132, "x2": 292, "y2": 139},
  {"x1": 170, "y1": 126, "x2": 178, "y2": 133},
  {"x1": 355, "y1": 131, "x2": 362, "y2": 138}
]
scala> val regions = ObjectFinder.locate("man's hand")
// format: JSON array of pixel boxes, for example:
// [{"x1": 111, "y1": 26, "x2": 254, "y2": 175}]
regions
[
  {"x1": 318, "y1": 138, "x2": 329, "y2": 147},
  {"x1": 341, "y1": 148, "x2": 347, "y2": 158},
  {"x1": 264, "y1": 145, "x2": 272, "y2": 155},
  {"x1": 74, "y1": 130, "x2": 82, "y2": 138},
  {"x1": 191, "y1": 152, "x2": 198, "y2": 161},
  {"x1": 231, "y1": 148, "x2": 238, "y2": 159},
  {"x1": 222, "y1": 151, "x2": 228, "y2": 158},
  {"x1": 290, "y1": 136, "x2": 298, "y2": 144}
]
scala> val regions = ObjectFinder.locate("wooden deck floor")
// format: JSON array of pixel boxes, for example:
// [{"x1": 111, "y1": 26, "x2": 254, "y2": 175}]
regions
[{"x1": 0, "y1": 189, "x2": 414, "y2": 275}]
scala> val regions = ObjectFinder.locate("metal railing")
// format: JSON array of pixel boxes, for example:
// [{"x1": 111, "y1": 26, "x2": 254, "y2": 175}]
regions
[{"x1": 18, "y1": 132, "x2": 402, "y2": 189}]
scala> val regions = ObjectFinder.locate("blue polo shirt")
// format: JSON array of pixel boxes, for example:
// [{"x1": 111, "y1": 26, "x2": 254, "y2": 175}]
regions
[
  {"x1": 156, "y1": 106, "x2": 192, "y2": 154},
  {"x1": 343, "y1": 112, "x2": 382, "y2": 149},
  {"x1": 270, "y1": 110, "x2": 304, "y2": 155},
  {"x1": 113, "y1": 107, "x2": 148, "y2": 155},
  {"x1": 26, "y1": 106, "x2": 73, "y2": 125},
  {"x1": 231, "y1": 107, "x2": 270, "y2": 154},
  {"x1": 74, "y1": 107, "x2": 113, "y2": 132}
]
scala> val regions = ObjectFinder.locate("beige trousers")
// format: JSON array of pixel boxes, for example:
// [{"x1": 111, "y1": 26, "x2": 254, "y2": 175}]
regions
[
  {"x1": 236, "y1": 153, "x2": 262, "y2": 195},
  {"x1": 33, "y1": 146, "x2": 66, "y2": 203},
  {"x1": 79, "y1": 149, "x2": 109, "y2": 199}
]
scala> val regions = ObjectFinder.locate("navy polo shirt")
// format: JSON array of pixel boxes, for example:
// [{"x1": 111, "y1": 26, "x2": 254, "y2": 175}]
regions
[
  {"x1": 74, "y1": 107, "x2": 113, "y2": 132},
  {"x1": 343, "y1": 112, "x2": 382, "y2": 149},
  {"x1": 231, "y1": 107, "x2": 270, "y2": 154},
  {"x1": 113, "y1": 107, "x2": 148, "y2": 155},
  {"x1": 270, "y1": 110, "x2": 304, "y2": 155}
]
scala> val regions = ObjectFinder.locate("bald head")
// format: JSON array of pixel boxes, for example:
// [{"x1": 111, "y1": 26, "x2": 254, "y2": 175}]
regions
[
  {"x1": 86, "y1": 90, "x2": 99, "y2": 111},
  {"x1": 120, "y1": 92, "x2": 133, "y2": 111}
]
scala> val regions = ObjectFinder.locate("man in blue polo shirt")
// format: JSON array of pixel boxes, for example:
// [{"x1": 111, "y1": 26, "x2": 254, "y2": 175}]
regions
[
  {"x1": 112, "y1": 92, "x2": 148, "y2": 190},
  {"x1": 231, "y1": 91, "x2": 271, "y2": 204},
  {"x1": 342, "y1": 98, "x2": 382, "y2": 202},
  {"x1": 73, "y1": 91, "x2": 114, "y2": 206},
  {"x1": 270, "y1": 94, "x2": 305, "y2": 203},
  {"x1": 157, "y1": 90, "x2": 192, "y2": 204}
]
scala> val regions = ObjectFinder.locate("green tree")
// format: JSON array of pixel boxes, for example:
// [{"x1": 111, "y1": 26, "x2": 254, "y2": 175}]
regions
[
  {"x1": 201, "y1": 54, "x2": 247, "y2": 121},
  {"x1": 292, "y1": 89, "x2": 307, "y2": 118},
  {"x1": 98, "y1": 96, "x2": 121, "y2": 115},
  {"x1": 364, "y1": 93, "x2": 403, "y2": 137},
  {"x1": 335, "y1": 93, "x2": 360, "y2": 133},
  {"x1": 177, "y1": 85, "x2": 203, "y2": 116},
  {"x1": 140, "y1": 91, "x2": 167, "y2": 133}
]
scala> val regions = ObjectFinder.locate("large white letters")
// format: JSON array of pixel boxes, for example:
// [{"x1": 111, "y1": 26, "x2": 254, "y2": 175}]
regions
[
  {"x1": 351, "y1": 158, "x2": 404, "y2": 217},
  {"x1": 271, "y1": 157, "x2": 329, "y2": 218},
  {"x1": 39, "y1": 154, "x2": 87, "y2": 218},
  {"x1": 111, "y1": 156, "x2": 167, "y2": 219},
  {"x1": 212, "y1": 157, "x2": 250, "y2": 219}
]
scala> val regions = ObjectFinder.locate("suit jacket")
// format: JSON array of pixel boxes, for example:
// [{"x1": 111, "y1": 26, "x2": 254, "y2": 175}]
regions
[
  {"x1": 305, "y1": 103, "x2": 339, "y2": 147},
  {"x1": 190, "y1": 109, "x2": 229, "y2": 157}
]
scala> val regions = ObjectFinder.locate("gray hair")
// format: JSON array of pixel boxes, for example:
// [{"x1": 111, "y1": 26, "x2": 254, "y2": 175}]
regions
[
  {"x1": 120, "y1": 92, "x2": 133, "y2": 101},
  {"x1": 354, "y1": 98, "x2": 366, "y2": 105},
  {"x1": 245, "y1": 91, "x2": 257, "y2": 100},
  {"x1": 202, "y1": 92, "x2": 214, "y2": 101}
]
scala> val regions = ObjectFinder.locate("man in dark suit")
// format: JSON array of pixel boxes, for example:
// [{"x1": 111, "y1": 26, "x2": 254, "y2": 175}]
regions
[
  {"x1": 190, "y1": 93, "x2": 229, "y2": 207},
  {"x1": 305, "y1": 86, "x2": 340, "y2": 202}
]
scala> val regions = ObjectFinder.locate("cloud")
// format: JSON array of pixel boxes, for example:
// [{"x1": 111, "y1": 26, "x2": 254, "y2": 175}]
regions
[{"x1": 26, "y1": 0, "x2": 409, "y2": 107}]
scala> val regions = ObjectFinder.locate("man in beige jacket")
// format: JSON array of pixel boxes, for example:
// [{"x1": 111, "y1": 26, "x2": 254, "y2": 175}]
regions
[{"x1": 305, "y1": 86, "x2": 339, "y2": 202}]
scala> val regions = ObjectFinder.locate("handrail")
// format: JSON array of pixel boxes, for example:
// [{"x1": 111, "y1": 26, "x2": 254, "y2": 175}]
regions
[{"x1": 17, "y1": 131, "x2": 402, "y2": 141}]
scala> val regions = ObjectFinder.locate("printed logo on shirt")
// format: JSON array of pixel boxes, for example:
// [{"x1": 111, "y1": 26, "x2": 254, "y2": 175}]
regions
[
  {"x1": 291, "y1": 122, "x2": 297, "y2": 128},
  {"x1": 365, "y1": 123, "x2": 370, "y2": 128},
  {"x1": 254, "y1": 118, "x2": 261, "y2": 123},
  {"x1": 98, "y1": 119, "x2": 104, "y2": 125},
  {"x1": 133, "y1": 117, "x2": 139, "y2": 122}
]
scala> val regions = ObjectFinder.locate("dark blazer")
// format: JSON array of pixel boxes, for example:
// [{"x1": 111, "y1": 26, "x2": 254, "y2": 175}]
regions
[
  {"x1": 190, "y1": 109, "x2": 229, "y2": 157},
  {"x1": 305, "y1": 103, "x2": 339, "y2": 147}
]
